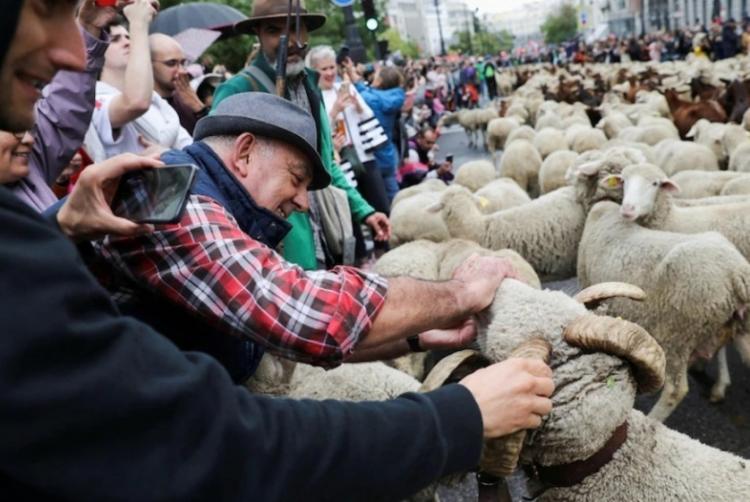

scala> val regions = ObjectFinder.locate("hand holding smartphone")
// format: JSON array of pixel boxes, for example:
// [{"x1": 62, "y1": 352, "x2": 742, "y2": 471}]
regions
[{"x1": 111, "y1": 164, "x2": 198, "y2": 224}]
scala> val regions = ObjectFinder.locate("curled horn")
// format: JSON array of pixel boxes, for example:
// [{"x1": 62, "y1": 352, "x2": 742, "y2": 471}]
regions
[
  {"x1": 564, "y1": 314, "x2": 665, "y2": 393},
  {"x1": 480, "y1": 338, "x2": 552, "y2": 478},
  {"x1": 419, "y1": 350, "x2": 491, "y2": 392},
  {"x1": 575, "y1": 282, "x2": 646, "y2": 310}
]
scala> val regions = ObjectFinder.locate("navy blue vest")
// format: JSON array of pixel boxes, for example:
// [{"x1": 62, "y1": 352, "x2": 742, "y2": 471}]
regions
[{"x1": 118, "y1": 142, "x2": 293, "y2": 383}]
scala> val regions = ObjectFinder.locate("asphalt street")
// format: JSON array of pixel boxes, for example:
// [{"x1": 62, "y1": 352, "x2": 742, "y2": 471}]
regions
[{"x1": 433, "y1": 125, "x2": 749, "y2": 501}]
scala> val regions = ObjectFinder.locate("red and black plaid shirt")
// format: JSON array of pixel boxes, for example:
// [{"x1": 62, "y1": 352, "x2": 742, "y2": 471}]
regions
[{"x1": 95, "y1": 195, "x2": 389, "y2": 367}]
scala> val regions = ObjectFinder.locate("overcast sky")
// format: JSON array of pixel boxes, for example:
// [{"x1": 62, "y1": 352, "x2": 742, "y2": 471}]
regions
[{"x1": 464, "y1": 0, "x2": 546, "y2": 15}]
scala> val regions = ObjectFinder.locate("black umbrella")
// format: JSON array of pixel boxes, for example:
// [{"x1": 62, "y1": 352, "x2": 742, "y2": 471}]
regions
[{"x1": 150, "y1": 2, "x2": 248, "y2": 40}]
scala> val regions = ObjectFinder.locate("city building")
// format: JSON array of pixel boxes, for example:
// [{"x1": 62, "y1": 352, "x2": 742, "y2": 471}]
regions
[{"x1": 386, "y1": 0, "x2": 475, "y2": 56}]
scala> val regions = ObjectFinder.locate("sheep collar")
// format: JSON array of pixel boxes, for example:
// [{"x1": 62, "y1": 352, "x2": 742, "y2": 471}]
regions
[{"x1": 527, "y1": 420, "x2": 629, "y2": 488}]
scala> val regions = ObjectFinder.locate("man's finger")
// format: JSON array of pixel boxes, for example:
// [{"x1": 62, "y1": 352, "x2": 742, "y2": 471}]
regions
[{"x1": 519, "y1": 358, "x2": 554, "y2": 379}]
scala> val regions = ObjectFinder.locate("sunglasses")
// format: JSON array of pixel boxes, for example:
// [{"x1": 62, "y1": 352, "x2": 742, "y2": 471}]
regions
[{"x1": 154, "y1": 59, "x2": 189, "y2": 68}]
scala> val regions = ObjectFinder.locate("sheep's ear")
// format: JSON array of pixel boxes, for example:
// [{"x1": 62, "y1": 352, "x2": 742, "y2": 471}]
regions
[
  {"x1": 426, "y1": 202, "x2": 444, "y2": 213},
  {"x1": 576, "y1": 161, "x2": 601, "y2": 177},
  {"x1": 685, "y1": 123, "x2": 699, "y2": 138},
  {"x1": 600, "y1": 174, "x2": 623, "y2": 189},
  {"x1": 660, "y1": 179, "x2": 680, "y2": 194}
]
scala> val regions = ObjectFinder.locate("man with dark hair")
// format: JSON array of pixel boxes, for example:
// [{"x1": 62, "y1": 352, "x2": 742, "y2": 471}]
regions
[
  {"x1": 0, "y1": 3, "x2": 554, "y2": 500},
  {"x1": 398, "y1": 126, "x2": 453, "y2": 188}
]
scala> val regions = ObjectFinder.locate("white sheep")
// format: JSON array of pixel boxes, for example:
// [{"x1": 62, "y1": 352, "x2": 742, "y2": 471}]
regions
[
  {"x1": 389, "y1": 191, "x2": 450, "y2": 247},
  {"x1": 475, "y1": 279, "x2": 750, "y2": 501},
  {"x1": 390, "y1": 178, "x2": 447, "y2": 208},
  {"x1": 504, "y1": 124, "x2": 536, "y2": 145},
  {"x1": 596, "y1": 111, "x2": 632, "y2": 138},
  {"x1": 652, "y1": 138, "x2": 719, "y2": 175},
  {"x1": 669, "y1": 170, "x2": 747, "y2": 198},
  {"x1": 721, "y1": 175, "x2": 750, "y2": 195},
  {"x1": 485, "y1": 117, "x2": 520, "y2": 159},
  {"x1": 578, "y1": 200, "x2": 750, "y2": 420},
  {"x1": 728, "y1": 141, "x2": 750, "y2": 172},
  {"x1": 534, "y1": 111, "x2": 564, "y2": 131},
  {"x1": 474, "y1": 178, "x2": 531, "y2": 212},
  {"x1": 433, "y1": 185, "x2": 585, "y2": 280},
  {"x1": 498, "y1": 139, "x2": 542, "y2": 197},
  {"x1": 533, "y1": 127, "x2": 568, "y2": 159},
  {"x1": 614, "y1": 163, "x2": 750, "y2": 261},
  {"x1": 453, "y1": 159, "x2": 497, "y2": 192},
  {"x1": 539, "y1": 150, "x2": 578, "y2": 194},
  {"x1": 569, "y1": 128, "x2": 607, "y2": 154},
  {"x1": 616, "y1": 124, "x2": 679, "y2": 145},
  {"x1": 433, "y1": 147, "x2": 647, "y2": 280}
]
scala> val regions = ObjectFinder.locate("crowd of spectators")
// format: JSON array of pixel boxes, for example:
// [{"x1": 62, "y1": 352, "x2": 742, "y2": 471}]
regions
[
  {"x1": 0, "y1": 1, "x2": 557, "y2": 499},
  {"x1": 507, "y1": 17, "x2": 750, "y2": 66}
]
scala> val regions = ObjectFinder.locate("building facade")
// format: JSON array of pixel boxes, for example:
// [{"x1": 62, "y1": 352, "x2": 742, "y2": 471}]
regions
[{"x1": 386, "y1": 0, "x2": 475, "y2": 56}]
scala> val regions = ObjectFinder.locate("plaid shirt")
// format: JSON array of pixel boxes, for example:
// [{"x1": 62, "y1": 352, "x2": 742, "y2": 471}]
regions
[{"x1": 95, "y1": 195, "x2": 389, "y2": 367}]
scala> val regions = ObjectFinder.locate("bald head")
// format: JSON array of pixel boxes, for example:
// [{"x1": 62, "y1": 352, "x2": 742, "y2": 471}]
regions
[{"x1": 150, "y1": 33, "x2": 187, "y2": 97}]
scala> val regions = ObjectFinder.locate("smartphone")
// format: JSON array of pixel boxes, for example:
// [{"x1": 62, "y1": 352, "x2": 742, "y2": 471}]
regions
[
  {"x1": 111, "y1": 164, "x2": 198, "y2": 224},
  {"x1": 446, "y1": 154, "x2": 454, "y2": 163},
  {"x1": 336, "y1": 45, "x2": 351, "y2": 65}
]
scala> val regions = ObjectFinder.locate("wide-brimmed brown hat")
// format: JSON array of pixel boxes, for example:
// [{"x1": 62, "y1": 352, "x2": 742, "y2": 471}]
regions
[{"x1": 235, "y1": 0, "x2": 326, "y2": 35}]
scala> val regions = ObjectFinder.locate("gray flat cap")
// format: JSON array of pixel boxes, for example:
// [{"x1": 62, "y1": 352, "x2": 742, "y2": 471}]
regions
[{"x1": 194, "y1": 92, "x2": 330, "y2": 190}]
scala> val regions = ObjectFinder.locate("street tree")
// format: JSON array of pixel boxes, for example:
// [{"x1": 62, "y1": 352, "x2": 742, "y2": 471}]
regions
[{"x1": 540, "y1": 3, "x2": 578, "y2": 45}]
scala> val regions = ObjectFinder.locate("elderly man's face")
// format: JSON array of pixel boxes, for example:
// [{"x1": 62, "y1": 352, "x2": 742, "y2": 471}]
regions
[
  {"x1": 0, "y1": 0, "x2": 85, "y2": 132},
  {"x1": 257, "y1": 18, "x2": 309, "y2": 77},
  {"x1": 238, "y1": 135, "x2": 312, "y2": 219}
]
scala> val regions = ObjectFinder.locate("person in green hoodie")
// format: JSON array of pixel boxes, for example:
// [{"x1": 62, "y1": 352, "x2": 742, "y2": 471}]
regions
[{"x1": 212, "y1": 0, "x2": 390, "y2": 270}]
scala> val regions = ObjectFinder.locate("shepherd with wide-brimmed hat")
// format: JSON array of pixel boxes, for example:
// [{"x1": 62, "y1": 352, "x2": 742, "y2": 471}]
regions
[{"x1": 211, "y1": 0, "x2": 391, "y2": 272}]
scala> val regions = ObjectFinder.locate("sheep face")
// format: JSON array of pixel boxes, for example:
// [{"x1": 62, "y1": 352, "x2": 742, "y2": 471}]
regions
[
  {"x1": 478, "y1": 281, "x2": 650, "y2": 467},
  {"x1": 568, "y1": 147, "x2": 648, "y2": 212},
  {"x1": 612, "y1": 164, "x2": 680, "y2": 221}
]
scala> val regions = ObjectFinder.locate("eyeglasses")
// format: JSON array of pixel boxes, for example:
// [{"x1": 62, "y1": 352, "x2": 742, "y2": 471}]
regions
[{"x1": 154, "y1": 59, "x2": 189, "y2": 68}]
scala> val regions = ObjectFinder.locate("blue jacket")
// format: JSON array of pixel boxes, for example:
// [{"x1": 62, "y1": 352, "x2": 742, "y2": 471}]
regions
[{"x1": 355, "y1": 82, "x2": 405, "y2": 171}]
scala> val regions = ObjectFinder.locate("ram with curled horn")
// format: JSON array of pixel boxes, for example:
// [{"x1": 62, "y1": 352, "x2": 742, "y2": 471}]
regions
[{"x1": 430, "y1": 279, "x2": 749, "y2": 501}]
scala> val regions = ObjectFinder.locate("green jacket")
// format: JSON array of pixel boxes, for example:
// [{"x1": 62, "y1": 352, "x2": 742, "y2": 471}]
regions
[{"x1": 212, "y1": 56, "x2": 375, "y2": 269}]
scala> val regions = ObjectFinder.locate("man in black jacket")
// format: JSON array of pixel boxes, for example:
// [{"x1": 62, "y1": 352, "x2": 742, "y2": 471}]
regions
[{"x1": 0, "y1": 1, "x2": 554, "y2": 500}]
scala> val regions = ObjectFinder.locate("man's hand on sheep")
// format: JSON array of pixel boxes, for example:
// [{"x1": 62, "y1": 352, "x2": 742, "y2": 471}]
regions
[
  {"x1": 419, "y1": 318, "x2": 477, "y2": 351},
  {"x1": 452, "y1": 254, "x2": 520, "y2": 314},
  {"x1": 459, "y1": 358, "x2": 555, "y2": 438}
]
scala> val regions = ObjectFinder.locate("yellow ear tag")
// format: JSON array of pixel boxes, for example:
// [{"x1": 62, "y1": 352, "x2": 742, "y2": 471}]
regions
[
  {"x1": 478, "y1": 196, "x2": 489, "y2": 208},
  {"x1": 607, "y1": 177, "x2": 620, "y2": 188}
]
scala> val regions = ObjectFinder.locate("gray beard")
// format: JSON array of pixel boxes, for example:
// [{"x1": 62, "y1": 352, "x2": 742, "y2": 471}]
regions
[{"x1": 264, "y1": 52, "x2": 306, "y2": 77}]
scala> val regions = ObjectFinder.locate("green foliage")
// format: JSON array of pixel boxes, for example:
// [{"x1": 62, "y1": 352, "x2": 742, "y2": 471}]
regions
[
  {"x1": 449, "y1": 29, "x2": 513, "y2": 56},
  {"x1": 154, "y1": 0, "x2": 388, "y2": 70},
  {"x1": 379, "y1": 28, "x2": 421, "y2": 59},
  {"x1": 540, "y1": 3, "x2": 578, "y2": 45}
]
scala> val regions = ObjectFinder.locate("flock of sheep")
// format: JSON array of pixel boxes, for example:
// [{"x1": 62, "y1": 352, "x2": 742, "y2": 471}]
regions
[{"x1": 247, "y1": 57, "x2": 750, "y2": 500}]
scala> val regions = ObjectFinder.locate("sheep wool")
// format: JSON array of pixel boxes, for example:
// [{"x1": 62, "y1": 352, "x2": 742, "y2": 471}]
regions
[{"x1": 578, "y1": 200, "x2": 750, "y2": 421}]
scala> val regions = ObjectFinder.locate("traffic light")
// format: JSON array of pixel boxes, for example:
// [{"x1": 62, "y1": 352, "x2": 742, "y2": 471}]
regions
[{"x1": 362, "y1": 0, "x2": 378, "y2": 31}]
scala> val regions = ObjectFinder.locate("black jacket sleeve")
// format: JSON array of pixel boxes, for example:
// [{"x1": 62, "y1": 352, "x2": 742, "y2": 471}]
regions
[{"x1": 0, "y1": 187, "x2": 483, "y2": 501}]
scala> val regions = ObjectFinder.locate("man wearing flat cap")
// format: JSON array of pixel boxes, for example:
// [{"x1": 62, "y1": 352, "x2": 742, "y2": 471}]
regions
[
  {"x1": 93, "y1": 92, "x2": 518, "y2": 382},
  {"x1": 212, "y1": 0, "x2": 390, "y2": 271}
]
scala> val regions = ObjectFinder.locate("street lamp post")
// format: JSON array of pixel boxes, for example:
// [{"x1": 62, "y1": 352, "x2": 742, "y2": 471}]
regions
[
  {"x1": 342, "y1": 5, "x2": 366, "y2": 63},
  {"x1": 434, "y1": 0, "x2": 446, "y2": 55}
]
